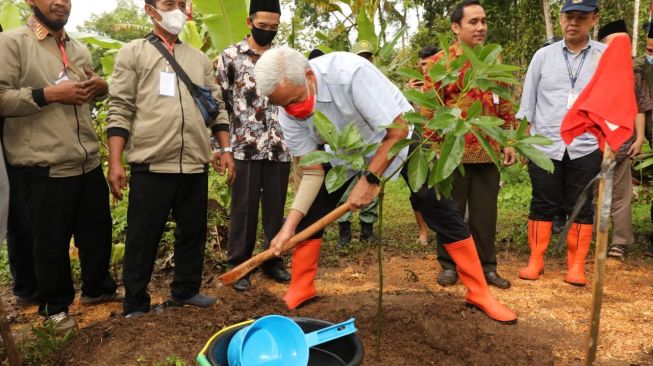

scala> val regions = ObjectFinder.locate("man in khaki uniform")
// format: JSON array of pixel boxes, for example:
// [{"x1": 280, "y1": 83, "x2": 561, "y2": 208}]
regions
[
  {"x1": 107, "y1": 0, "x2": 232, "y2": 318},
  {"x1": 0, "y1": 0, "x2": 119, "y2": 333}
]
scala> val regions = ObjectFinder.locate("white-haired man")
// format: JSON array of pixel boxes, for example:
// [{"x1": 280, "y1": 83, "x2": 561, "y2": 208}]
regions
[{"x1": 255, "y1": 47, "x2": 517, "y2": 324}]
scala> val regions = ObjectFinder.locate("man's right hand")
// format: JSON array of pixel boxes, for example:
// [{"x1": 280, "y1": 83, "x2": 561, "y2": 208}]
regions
[
  {"x1": 108, "y1": 164, "x2": 128, "y2": 200},
  {"x1": 43, "y1": 80, "x2": 90, "y2": 106}
]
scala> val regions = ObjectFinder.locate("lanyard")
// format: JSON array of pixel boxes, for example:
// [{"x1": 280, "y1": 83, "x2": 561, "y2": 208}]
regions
[
  {"x1": 563, "y1": 47, "x2": 589, "y2": 89},
  {"x1": 57, "y1": 39, "x2": 69, "y2": 71}
]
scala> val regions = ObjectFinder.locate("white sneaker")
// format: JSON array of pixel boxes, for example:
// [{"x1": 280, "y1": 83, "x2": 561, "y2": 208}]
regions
[{"x1": 44, "y1": 312, "x2": 78, "y2": 335}]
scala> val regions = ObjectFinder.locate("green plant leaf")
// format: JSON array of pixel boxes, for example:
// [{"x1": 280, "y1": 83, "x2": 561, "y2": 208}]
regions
[
  {"x1": 398, "y1": 67, "x2": 424, "y2": 81},
  {"x1": 517, "y1": 118, "x2": 529, "y2": 137},
  {"x1": 313, "y1": 111, "x2": 339, "y2": 147},
  {"x1": 469, "y1": 116, "x2": 504, "y2": 128},
  {"x1": 325, "y1": 165, "x2": 348, "y2": 193},
  {"x1": 425, "y1": 111, "x2": 457, "y2": 131},
  {"x1": 403, "y1": 112, "x2": 428, "y2": 126},
  {"x1": 453, "y1": 120, "x2": 470, "y2": 136},
  {"x1": 477, "y1": 125, "x2": 507, "y2": 145},
  {"x1": 480, "y1": 44, "x2": 503, "y2": 63},
  {"x1": 407, "y1": 148, "x2": 428, "y2": 192},
  {"x1": 435, "y1": 135, "x2": 465, "y2": 183},
  {"x1": 356, "y1": 7, "x2": 378, "y2": 47},
  {"x1": 378, "y1": 26, "x2": 408, "y2": 61},
  {"x1": 179, "y1": 21, "x2": 203, "y2": 49},
  {"x1": 520, "y1": 135, "x2": 553, "y2": 146},
  {"x1": 428, "y1": 63, "x2": 449, "y2": 83},
  {"x1": 471, "y1": 129, "x2": 502, "y2": 168},
  {"x1": 0, "y1": 2, "x2": 21, "y2": 30},
  {"x1": 466, "y1": 101, "x2": 482, "y2": 120},
  {"x1": 301, "y1": 151, "x2": 333, "y2": 166},
  {"x1": 403, "y1": 89, "x2": 440, "y2": 109},
  {"x1": 70, "y1": 32, "x2": 124, "y2": 49},
  {"x1": 517, "y1": 144, "x2": 554, "y2": 173},
  {"x1": 388, "y1": 139, "x2": 416, "y2": 159},
  {"x1": 436, "y1": 33, "x2": 451, "y2": 60},
  {"x1": 634, "y1": 157, "x2": 653, "y2": 170},
  {"x1": 193, "y1": 0, "x2": 249, "y2": 52}
]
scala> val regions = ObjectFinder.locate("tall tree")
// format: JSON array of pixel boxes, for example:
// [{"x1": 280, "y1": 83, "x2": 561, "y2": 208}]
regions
[
  {"x1": 543, "y1": 0, "x2": 554, "y2": 40},
  {"x1": 78, "y1": 0, "x2": 150, "y2": 42}
]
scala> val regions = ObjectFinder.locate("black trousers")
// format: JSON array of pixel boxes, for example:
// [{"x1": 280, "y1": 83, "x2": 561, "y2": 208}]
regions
[
  {"x1": 18, "y1": 166, "x2": 116, "y2": 316},
  {"x1": 6, "y1": 166, "x2": 37, "y2": 298},
  {"x1": 227, "y1": 160, "x2": 290, "y2": 270},
  {"x1": 123, "y1": 172, "x2": 208, "y2": 314},
  {"x1": 528, "y1": 149, "x2": 602, "y2": 224},
  {"x1": 436, "y1": 164, "x2": 500, "y2": 273},
  {"x1": 297, "y1": 162, "x2": 470, "y2": 246}
]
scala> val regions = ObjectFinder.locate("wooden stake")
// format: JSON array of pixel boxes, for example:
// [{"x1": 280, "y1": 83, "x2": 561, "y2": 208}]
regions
[
  {"x1": 0, "y1": 298, "x2": 21, "y2": 366},
  {"x1": 584, "y1": 144, "x2": 615, "y2": 366}
]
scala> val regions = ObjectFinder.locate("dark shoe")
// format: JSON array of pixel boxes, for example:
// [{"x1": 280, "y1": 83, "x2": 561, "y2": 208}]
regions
[
  {"x1": 233, "y1": 276, "x2": 252, "y2": 292},
  {"x1": 485, "y1": 271, "x2": 511, "y2": 289},
  {"x1": 263, "y1": 266, "x2": 291, "y2": 283},
  {"x1": 337, "y1": 222, "x2": 352, "y2": 247},
  {"x1": 172, "y1": 294, "x2": 217, "y2": 308},
  {"x1": 360, "y1": 221, "x2": 374, "y2": 242},
  {"x1": 436, "y1": 269, "x2": 458, "y2": 287},
  {"x1": 80, "y1": 289, "x2": 125, "y2": 305},
  {"x1": 646, "y1": 244, "x2": 653, "y2": 258}
]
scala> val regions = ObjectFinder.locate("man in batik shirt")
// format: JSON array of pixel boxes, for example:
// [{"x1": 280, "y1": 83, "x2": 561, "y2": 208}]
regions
[
  {"x1": 423, "y1": 0, "x2": 516, "y2": 290},
  {"x1": 216, "y1": 0, "x2": 291, "y2": 291}
]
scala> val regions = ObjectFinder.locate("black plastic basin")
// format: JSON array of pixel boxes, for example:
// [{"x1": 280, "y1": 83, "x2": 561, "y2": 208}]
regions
[{"x1": 200, "y1": 317, "x2": 364, "y2": 366}]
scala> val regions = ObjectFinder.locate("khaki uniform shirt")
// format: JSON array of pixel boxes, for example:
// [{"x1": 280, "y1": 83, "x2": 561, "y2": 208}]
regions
[
  {"x1": 107, "y1": 34, "x2": 229, "y2": 174},
  {"x1": 0, "y1": 18, "x2": 101, "y2": 177}
]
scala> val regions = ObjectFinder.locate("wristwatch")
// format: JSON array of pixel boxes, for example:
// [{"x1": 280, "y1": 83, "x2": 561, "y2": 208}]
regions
[
  {"x1": 362, "y1": 170, "x2": 381, "y2": 185},
  {"x1": 221, "y1": 147, "x2": 233, "y2": 153}
]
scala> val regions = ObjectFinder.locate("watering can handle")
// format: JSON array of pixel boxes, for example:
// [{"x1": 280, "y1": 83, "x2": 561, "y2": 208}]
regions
[
  {"x1": 304, "y1": 318, "x2": 357, "y2": 348},
  {"x1": 218, "y1": 202, "x2": 353, "y2": 285}
]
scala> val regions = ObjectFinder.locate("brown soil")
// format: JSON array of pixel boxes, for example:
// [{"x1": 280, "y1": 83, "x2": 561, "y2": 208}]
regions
[{"x1": 3, "y1": 252, "x2": 653, "y2": 366}]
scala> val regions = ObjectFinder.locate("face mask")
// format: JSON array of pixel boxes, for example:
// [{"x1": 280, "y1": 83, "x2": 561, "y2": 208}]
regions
[
  {"x1": 151, "y1": 7, "x2": 187, "y2": 35},
  {"x1": 251, "y1": 24, "x2": 277, "y2": 47},
  {"x1": 33, "y1": 6, "x2": 66, "y2": 31},
  {"x1": 284, "y1": 81, "x2": 316, "y2": 120},
  {"x1": 646, "y1": 54, "x2": 653, "y2": 65}
]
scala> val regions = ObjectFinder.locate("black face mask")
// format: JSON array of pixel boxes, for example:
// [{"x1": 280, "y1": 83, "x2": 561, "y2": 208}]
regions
[
  {"x1": 33, "y1": 6, "x2": 67, "y2": 31},
  {"x1": 251, "y1": 24, "x2": 277, "y2": 47}
]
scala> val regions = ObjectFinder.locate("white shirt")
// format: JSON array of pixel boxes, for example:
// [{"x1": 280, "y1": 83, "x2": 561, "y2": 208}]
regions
[
  {"x1": 278, "y1": 52, "x2": 413, "y2": 179},
  {"x1": 516, "y1": 39, "x2": 605, "y2": 160}
]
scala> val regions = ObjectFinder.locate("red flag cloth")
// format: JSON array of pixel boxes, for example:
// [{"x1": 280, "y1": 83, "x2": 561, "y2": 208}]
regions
[{"x1": 560, "y1": 35, "x2": 637, "y2": 152}]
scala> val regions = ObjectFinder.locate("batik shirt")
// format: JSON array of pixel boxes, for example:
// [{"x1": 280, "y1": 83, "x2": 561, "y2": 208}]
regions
[
  {"x1": 216, "y1": 37, "x2": 290, "y2": 162},
  {"x1": 422, "y1": 43, "x2": 516, "y2": 164}
]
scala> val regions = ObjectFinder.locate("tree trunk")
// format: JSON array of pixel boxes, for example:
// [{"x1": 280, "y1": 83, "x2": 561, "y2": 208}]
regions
[
  {"x1": 542, "y1": 0, "x2": 554, "y2": 40},
  {"x1": 633, "y1": 0, "x2": 641, "y2": 57}
]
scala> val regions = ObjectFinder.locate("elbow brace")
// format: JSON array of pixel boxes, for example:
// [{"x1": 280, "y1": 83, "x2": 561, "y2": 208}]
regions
[{"x1": 291, "y1": 168, "x2": 325, "y2": 215}]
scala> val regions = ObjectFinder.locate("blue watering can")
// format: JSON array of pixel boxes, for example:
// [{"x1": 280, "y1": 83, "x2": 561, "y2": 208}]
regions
[{"x1": 227, "y1": 315, "x2": 357, "y2": 366}]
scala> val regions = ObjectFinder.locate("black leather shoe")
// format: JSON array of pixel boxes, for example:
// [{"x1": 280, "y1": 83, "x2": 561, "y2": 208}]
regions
[
  {"x1": 337, "y1": 222, "x2": 352, "y2": 248},
  {"x1": 263, "y1": 267, "x2": 291, "y2": 283},
  {"x1": 436, "y1": 269, "x2": 458, "y2": 286},
  {"x1": 232, "y1": 276, "x2": 252, "y2": 292},
  {"x1": 485, "y1": 271, "x2": 511, "y2": 289}
]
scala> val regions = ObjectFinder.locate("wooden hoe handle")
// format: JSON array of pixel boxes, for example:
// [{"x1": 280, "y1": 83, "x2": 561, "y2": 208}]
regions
[{"x1": 218, "y1": 202, "x2": 352, "y2": 285}]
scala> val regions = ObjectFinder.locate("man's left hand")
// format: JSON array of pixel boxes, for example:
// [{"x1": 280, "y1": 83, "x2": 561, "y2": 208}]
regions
[
  {"x1": 347, "y1": 178, "x2": 378, "y2": 210},
  {"x1": 628, "y1": 139, "x2": 644, "y2": 157},
  {"x1": 83, "y1": 67, "x2": 108, "y2": 101},
  {"x1": 503, "y1": 147, "x2": 516, "y2": 166}
]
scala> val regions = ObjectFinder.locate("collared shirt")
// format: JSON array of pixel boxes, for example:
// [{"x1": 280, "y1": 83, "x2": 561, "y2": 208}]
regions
[
  {"x1": 278, "y1": 52, "x2": 413, "y2": 179},
  {"x1": 517, "y1": 39, "x2": 606, "y2": 161},
  {"x1": 216, "y1": 37, "x2": 290, "y2": 162},
  {"x1": 423, "y1": 43, "x2": 516, "y2": 164}
]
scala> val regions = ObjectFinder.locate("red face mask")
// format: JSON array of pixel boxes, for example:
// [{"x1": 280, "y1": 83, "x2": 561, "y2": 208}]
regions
[{"x1": 284, "y1": 81, "x2": 315, "y2": 120}]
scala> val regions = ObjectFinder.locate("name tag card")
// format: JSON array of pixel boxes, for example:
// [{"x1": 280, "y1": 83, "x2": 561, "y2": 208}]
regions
[
  {"x1": 160, "y1": 72, "x2": 176, "y2": 97},
  {"x1": 567, "y1": 91, "x2": 580, "y2": 110}
]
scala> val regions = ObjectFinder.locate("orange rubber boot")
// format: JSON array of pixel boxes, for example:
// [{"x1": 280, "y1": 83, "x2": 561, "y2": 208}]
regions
[
  {"x1": 565, "y1": 223, "x2": 593, "y2": 286},
  {"x1": 518, "y1": 220, "x2": 552, "y2": 280},
  {"x1": 445, "y1": 237, "x2": 518, "y2": 324},
  {"x1": 284, "y1": 239, "x2": 321, "y2": 309}
]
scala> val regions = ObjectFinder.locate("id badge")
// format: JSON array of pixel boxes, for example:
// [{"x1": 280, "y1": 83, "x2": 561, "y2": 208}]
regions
[
  {"x1": 492, "y1": 92, "x2": 500, "y2": 105},
  {"x1": 567, "y1": 91, "x2": 580, "y2": 110},
  {"x1": 159, "y1": 71, "x2": 176, "y2": 97},
  {"x1": 54, "y1": 70, "x2": 70, "y2": 85}
]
